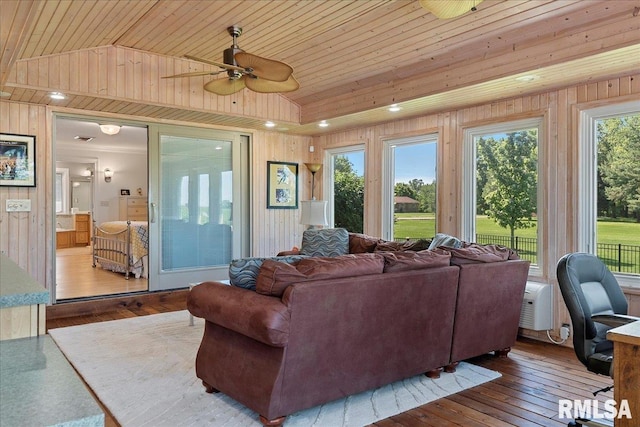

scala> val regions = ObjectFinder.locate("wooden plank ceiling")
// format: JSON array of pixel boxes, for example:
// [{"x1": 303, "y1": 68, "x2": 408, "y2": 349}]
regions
[{"x1": 1, "y1": 0, "x2": 639, "y2": 135}]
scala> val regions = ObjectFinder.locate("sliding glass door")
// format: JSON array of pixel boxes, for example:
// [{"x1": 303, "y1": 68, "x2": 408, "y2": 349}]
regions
[{"x1": 147, "y1": 125, "x2": 250, "y2": 290}]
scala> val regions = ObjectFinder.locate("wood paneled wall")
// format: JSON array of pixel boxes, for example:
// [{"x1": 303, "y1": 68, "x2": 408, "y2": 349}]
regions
[
  {"x1": 313, "y1": 73, "x2": 640, "y2": 340},
  {"x1": 0, "y1": 100, "x2": 312, "y2": 293}
]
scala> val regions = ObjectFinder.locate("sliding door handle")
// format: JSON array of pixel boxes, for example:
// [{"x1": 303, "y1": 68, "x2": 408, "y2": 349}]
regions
[{"x1": 149, "y1": 202, "x2": 157, "y2": 223}]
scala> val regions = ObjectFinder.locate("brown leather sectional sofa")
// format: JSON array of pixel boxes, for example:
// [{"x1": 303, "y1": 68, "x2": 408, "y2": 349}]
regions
[{"x1": 187, "y1": 248, "x2": 530, "y2": 427}]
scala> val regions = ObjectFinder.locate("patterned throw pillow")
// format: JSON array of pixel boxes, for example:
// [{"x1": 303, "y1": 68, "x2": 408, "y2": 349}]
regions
[
  {"x1": 299, "y1": 228, "x2": 349, "y2": 257},
  {"x1": 228, "y1": 255, "x2": 307, "y2": 290},
  {"x1": 427, "y1": 233, "x2": 463, "y2": 250}
]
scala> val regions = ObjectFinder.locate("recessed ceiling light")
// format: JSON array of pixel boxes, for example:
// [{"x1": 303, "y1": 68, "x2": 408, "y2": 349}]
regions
[
  {"x1": 515, "y1": 75, "x2": 540, "y2": 82},
  {"x1": 318, "y1": 120, "x2": 329, "y2": 128},
  {"x1": 99, "y1": 124, "x2": 121, "y2": 135},
  {"x1": 215, "y1": 146, "x2": 223, "y2": 150},
  {"x1": 265, "y1": 121, "x2": 276, "y2": 128},
  {"x1": 388, "y1": 104, "x2": 401, "y2": 112},
  {"x1": 50, "y1": 92, "x2": 66, "y2": 100}
]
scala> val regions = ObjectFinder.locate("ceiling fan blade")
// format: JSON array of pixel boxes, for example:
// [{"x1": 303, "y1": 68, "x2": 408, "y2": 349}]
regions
[
  {"x1": 203, "y1": 76, "x2": 246, "y2": 95},
  {"x1": 419, "y1": 0, "x2": 484, "y2": 19},
  {"x1": 184, "y1": 54, "x2": 246, "y2": 73},
  {"x1": 162, "y1": 71, "x2": 224, "y2": 79},
  {"x1": 244, "y1": 74, "x2": 299, "y2": 93},
  {"x1": 235, "y1": 52, "x2": 293, "y2": 82}
]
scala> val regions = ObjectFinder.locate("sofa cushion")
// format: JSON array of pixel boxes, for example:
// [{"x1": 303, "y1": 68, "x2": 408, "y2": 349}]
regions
[
  {"x1": 427, "y1": 233, "x2": 463, "y2": 250},
  {"x1": 448, "y1": 243, "x2": 520, "y2": 265},
  {"x1": 348, "y1": 233, "x2": 382, "y2": 253},
  {"x1": 228, "y1": 255, "x2": 307, "y2": 290},
  {"x1": 299, "y1": 228, "x2": 349, "y2": 257},
  {"x1": 256, "y1": 253, "x2": 385, "y2": 297},
  {"x1": 381, "y1": 248, "x2": 451, "y2": 273}
]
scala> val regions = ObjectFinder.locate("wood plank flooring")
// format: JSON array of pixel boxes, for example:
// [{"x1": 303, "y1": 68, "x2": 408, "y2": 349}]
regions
[
  {"x1": 55, "y1": 246, "x2": 148, "y2": 300},
  {"x1": 47, "y1": 296, "x2": 613, "y2": 427}
]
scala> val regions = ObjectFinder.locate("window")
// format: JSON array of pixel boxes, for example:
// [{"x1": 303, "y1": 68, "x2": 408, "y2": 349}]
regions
[
  {"x1": 382, "y1": 135, "x2": 438, "y2": 242},
  {"x1": 463, "y1": 118, "x2": 541, "y2": 268},
  {"x1": 326, "y1": 146, "x2": 365, "y2": 233},
  {"x1": 55, "y1": 168, "x2": 70, "y2": 214},
  {"x1": 580, "y1": 101, "x2": 640, "y2": 286}
]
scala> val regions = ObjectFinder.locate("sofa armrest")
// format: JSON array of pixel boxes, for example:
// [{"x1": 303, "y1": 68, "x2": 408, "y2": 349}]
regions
[
  {"x1": 187, "y1": 281, "x2": 290, "y2": 347},
  {"x1": 276, "y1": 249, "x2": 300, "y2": 256}
]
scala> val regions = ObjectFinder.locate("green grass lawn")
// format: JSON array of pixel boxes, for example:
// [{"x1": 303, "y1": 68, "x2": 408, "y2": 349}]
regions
[{"x1": 393, "y1": 213, "x2": 639, "y2": 245}]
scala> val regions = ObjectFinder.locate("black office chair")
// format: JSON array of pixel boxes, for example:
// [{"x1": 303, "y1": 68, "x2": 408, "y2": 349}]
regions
[{"x1": 556, "y1": 252, "x2": 639, "y2": 427}]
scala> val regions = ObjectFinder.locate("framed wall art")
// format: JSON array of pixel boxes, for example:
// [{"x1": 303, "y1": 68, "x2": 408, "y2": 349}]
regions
[
  {"x1": 0, "y1": 133, "x2": 36, "y2": 187},
  {"x1": 267, "y1": 161, "x2": 298, "y2": 209}
]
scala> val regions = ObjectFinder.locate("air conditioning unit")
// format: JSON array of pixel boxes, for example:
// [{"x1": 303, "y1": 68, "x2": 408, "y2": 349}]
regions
[{"x1": 519, "y1": 281, "x2": 553, "y2": 330}]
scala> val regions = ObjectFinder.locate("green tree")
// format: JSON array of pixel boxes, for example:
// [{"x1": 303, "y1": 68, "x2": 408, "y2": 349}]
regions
[
  {"x1": 417, "y1": 181, "x2": 436, "y2": 213},
  {"x1": 394, "y1": 182, "x2": 416, "y2": 199},
  {"x1": 599, "y1": 115, "x2": 640, "y2": 221},
  {"x1": 333, "y1": 155, "x2": 364, "y2": 233},
  {"x1": 478, "y1": 130, "x2": 538, "y2": 247}
]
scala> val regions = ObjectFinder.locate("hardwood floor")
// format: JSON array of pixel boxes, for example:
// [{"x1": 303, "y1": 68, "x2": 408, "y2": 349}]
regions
[
  {"x1": 47, "y1": 297, "x2": 612, "y2": 427},
  {"x1": 55, "y1": 246, "x2": 148, "y2": 300}
]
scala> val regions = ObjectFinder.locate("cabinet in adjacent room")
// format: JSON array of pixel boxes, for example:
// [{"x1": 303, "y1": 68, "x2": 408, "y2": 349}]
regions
[
  {"x1": 119, "y1": 196, "x2": 148, "y2": 221},
  {"x1": 74, "y1": 213, "x2": 91, "y2": 246}
]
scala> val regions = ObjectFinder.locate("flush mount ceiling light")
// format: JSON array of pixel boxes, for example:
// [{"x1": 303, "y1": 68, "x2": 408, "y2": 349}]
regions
[
  {"x1": 99, "y1": 124, "x2": 121, "y2": 135},
  {"x1": 419, "y1": 0, "x2": 484, "y2": 19},
  {"x1": 49, "y1": 92, "x2": 66, "y2": 100},
  {"x1": 318, "y1": 120, "x2": 329, "y2": 128},
  {"x1": 388, "y1": 104, "x2": 401, "y2": 112}
]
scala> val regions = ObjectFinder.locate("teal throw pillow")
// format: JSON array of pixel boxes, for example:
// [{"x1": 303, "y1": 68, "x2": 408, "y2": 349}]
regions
[{"x1": 229, "y1": 255, "x2": 308, "y2": 291}]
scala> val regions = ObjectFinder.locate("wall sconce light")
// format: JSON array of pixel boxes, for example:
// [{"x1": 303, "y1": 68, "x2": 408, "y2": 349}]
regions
[
  {"x1": 104, "y1": 168, "x2": 114, "y2": 182},
  {"x1": 99, "y1": 124, "x2": 121, "y2": 135}
]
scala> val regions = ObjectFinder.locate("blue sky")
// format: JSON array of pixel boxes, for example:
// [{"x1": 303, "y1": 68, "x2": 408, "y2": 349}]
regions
[{"x1": 343, "y1": 142, "x2": 437, "y2": 184}]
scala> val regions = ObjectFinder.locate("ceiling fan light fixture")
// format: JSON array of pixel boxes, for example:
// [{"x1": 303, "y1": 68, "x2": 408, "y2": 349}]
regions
[
  {"x1": 419, "y1": 0, "x2": 484, "y2": 19},
  {"x1": 99, "y1": 124, "x2": 121, "y2": 135}
]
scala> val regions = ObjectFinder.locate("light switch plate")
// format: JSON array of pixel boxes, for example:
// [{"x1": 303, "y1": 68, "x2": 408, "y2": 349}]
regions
[{"x1": 6, "y1": 199, "x2": 31, "y2": 212}]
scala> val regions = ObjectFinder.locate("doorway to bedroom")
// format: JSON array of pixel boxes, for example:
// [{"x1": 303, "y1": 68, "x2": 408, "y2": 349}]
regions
[{"x1": 54, "y1": 115, "x2": 149, "y2": 301}]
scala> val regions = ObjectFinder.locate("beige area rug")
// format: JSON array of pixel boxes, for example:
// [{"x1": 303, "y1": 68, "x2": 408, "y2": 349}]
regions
[{"x1": 49, "y1": 311, "x2": 501, "y2": 427}]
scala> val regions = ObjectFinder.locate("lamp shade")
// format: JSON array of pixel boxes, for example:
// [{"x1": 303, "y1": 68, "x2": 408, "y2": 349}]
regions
[{"x1": 300, "y1": 200, "x2": 328, "y2": 228}]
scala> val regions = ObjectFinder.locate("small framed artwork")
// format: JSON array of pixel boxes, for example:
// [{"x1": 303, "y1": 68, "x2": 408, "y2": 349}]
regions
[
  {"x1": 120, "y1": 189, "x2": 130, "y2": 196},
  {"x1": 267, "y1": 161, "x2": 298, "y2": 209},
  {"x1": 0, "y1": 133, "x2": 36, "y2": 187}
]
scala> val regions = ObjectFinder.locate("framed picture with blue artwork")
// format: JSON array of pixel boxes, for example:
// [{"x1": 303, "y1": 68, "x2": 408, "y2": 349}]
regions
[{"x1": 267, "y1": 161, "x2": 298, "y2": 209}]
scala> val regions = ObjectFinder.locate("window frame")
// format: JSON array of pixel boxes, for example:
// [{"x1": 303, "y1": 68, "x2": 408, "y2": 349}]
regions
[
  {"x1": 324, "y1": 144, "x2": 366, "y2": 229},
  {"x1": 462, "y1": 117, "x2": 543, "y2": 277},
  {"x1": 381, "y1": 133, "x2": 438, "y2": 242},
  {"x1": 579, "y1": 100, "x2": 640, "y2": 288}
]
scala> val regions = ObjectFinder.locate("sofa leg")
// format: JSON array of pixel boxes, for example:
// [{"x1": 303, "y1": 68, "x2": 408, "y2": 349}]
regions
[
  {"x1": 444, "y1": 362, "x2": 459, "y2": 373},
  {"x1": 495, "y1": 347, "x2": 511, "y2": 358},
  {"x1": 202, "y1": 381, "x2": 219, "y2": 394},
  {"x1": 425, "y1": 368, "x2": 442, "y2": 379},
  {"x1": 259, "y1": 415, "x2": 286, "y2": 427}
]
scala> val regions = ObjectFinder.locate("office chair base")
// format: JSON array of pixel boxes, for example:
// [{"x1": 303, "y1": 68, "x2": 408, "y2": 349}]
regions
[{"x1": 569, "y1": 417, "x2": 613, "y2": 427}]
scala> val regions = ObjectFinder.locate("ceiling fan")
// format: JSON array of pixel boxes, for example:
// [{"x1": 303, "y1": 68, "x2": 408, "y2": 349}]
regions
[
  {"x1": 163, "y1": 26, "x2": 299, "y2": 96},
  {"x1": 419, "y1": 0, "x2": 484, "y2": 19}
]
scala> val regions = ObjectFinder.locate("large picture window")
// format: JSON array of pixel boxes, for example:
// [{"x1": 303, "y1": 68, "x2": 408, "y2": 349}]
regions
[
  {"x1": 326, "y1": 146, "x2": 365, "y2": 233},
  {"x1": 382, "y1": 135, "x2": 438, "y2": 242},
  {"x1": 580, "y1": 101, "x2": 640, "y2": 286},
  {"x1": 463, "y1": 118, "x2": 541, "y2": 269}
]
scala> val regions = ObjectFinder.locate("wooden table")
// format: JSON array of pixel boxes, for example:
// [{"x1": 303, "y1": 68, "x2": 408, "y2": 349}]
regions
[{"x1": 607, "y1": 320, "x2": 640, "y2": 427}]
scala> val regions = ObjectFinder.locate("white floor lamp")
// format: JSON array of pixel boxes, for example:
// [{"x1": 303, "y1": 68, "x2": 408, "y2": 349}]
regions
[{"x1": 300, "y1": 163, "x2": 328, "y2": 229}]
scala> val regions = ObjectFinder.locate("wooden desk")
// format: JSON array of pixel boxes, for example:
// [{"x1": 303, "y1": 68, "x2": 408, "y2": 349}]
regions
[{"x1": 607, "y1": 320, "x2": 640, "y2": 427}]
